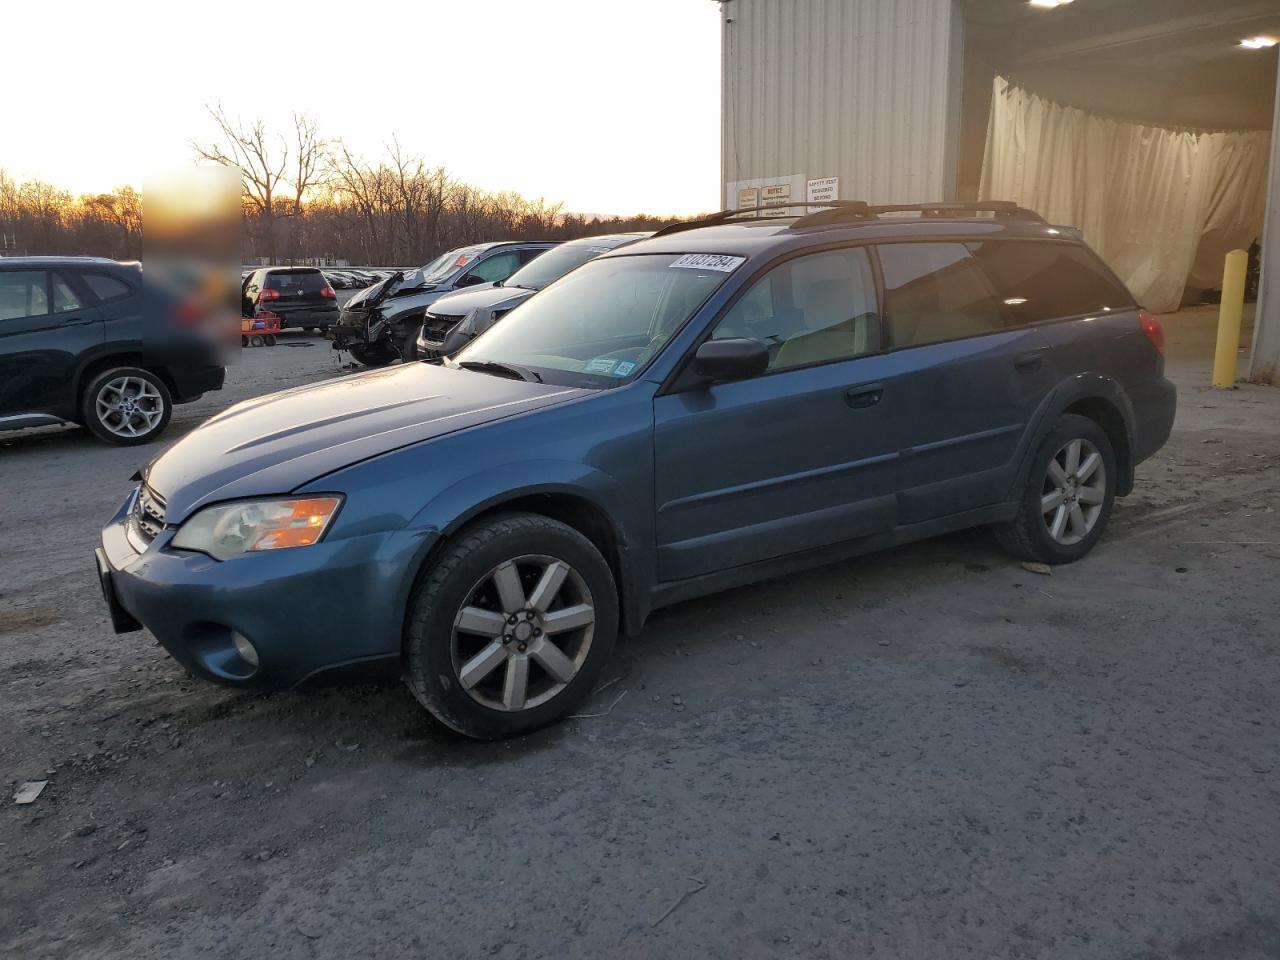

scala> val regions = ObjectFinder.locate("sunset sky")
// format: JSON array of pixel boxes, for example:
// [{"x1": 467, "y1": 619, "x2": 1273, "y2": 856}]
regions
[{"x1": 4, "y1": 0, "x2": 723, "y2": 216}]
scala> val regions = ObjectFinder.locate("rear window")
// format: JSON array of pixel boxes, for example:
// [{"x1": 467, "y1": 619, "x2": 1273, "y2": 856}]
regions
[
  {"x1": 968, "y1": 240, "x2": 1134, "y2": 324},
  {"x1": 264, "y1": 270, "x2": 327, "y2": 293},
  {"x1": 877, "y1": 242, "x2": 1007, "y2": 348},
  {"x1": 83, "y1": 272, "x2": 131, "y2": 302}
]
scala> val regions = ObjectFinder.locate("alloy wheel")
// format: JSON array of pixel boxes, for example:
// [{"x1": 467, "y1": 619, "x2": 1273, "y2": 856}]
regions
[
  {"x1": 94, "y1": 376, "x2": 164, "y2": 438},
  {"x1": 451, "y1": 554, "x2": 596, "y2": 712},
  {"x1": 1040, "y1": 438, "x2": 1106, "y2": 545}
]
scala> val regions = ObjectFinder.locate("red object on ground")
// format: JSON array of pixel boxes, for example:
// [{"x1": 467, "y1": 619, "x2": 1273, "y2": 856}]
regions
[{"x1": 242, "y1": 310, "x2": 283, "y2": 336}]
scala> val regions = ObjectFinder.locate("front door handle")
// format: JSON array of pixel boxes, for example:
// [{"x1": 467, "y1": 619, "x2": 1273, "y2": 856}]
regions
[
  {"x1": 845, "y1": 383, "x2": 884, "y2": 409},
  {"x1": 61, "y1": 317, "x2": 95, "y2": 327},
  {"x1": 1013, "y1": 349, "x2": 1047, "y2": 370}
]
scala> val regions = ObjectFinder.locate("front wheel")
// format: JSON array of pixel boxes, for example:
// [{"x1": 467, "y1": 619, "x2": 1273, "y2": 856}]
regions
[
  {"x1": 400, "y1": 331, "x2": 420, "y2": 363},
  {"x1": 81, "y1": 367, "x2": 173, "y2": 445},
  {"x1": 996, "y1": 413, "x2": 1116, "y2": 564},
  {"x1": 404, "y1": 513, "x2": 619, "y2": 739},
  {"x1": 347, "y1": 342, "x2": 397, "y2": 367}
]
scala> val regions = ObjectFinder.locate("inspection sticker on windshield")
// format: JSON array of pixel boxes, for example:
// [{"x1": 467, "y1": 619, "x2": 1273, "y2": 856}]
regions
[
  {"x1": 583, "y1": 357, "x2": 620, "y2": 375},
  {"x1": 669, "y1": 253, "x2": 745, "y2": 272}
]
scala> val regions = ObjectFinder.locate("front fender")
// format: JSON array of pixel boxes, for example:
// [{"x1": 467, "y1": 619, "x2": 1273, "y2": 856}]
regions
[{"x1": 410, "y1": 459, "x2": 652, "y2": 635}]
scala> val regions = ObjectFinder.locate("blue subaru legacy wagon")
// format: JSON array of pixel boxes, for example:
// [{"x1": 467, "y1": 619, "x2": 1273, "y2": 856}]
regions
[{"x1": 96, "y1": 202, "x2": 1176, "y2": 738}]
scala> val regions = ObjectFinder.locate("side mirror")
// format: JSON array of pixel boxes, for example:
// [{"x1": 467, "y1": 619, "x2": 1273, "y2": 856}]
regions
[{"x1": 693, "y1": 337, "x2": 769, "y2": 382}]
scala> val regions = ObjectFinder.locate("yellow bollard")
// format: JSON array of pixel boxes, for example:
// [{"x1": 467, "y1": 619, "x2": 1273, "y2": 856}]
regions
[{"x1": 1212, "y1": 248, "x2": 1249, "y2": 388}]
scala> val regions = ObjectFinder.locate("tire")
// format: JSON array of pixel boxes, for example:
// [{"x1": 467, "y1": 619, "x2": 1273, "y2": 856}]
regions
[
  {"x1": 249, "y1": 334, "x2": 264, "y2": 347},
  {"x1": 264, "y1": 334, "x2": 277, "y2": 346},
  {"x1": 400, "y1": 330, "x2": 419, "y2": 363},
  {"x1": 82, "y1": 367, "x2": 173, "y2": 446},
  {"x1": 996, "y1": 413, "x2": 1117, "y2": 565},
  {"x1": 347, "y1": 342, "x2": 397, "y2": 368},
  {"x1": 404, "y1": 512, "x2": 619, "y2": 739}
]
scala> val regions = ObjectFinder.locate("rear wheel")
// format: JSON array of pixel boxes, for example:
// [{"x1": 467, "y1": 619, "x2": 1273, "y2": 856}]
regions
[
  {"x1": 996, "y1": 414, "x2": 1116, "y2": 564},
  {"x1": 82, "y1": 367, "x2": 172, "y2": 446},
  {"x1": 404, "y1": 513, "x2": 619, "y2": 739}
]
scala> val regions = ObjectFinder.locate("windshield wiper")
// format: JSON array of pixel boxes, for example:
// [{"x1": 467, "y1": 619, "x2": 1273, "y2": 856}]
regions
[{"x1": 456, "y1": 359, "x2": 542, "y2": 383}]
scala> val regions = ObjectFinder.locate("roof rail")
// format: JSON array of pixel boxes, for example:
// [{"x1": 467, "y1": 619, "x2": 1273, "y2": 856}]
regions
[
  {"x1": 791, "y1": 200, "x2": 1046, "y2": 230},
  {"x1": 650, "y1": 201, "x2": 871, "y2": 238}
]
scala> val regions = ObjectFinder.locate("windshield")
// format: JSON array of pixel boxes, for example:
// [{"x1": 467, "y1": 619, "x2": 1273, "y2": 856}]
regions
[
  {"x1": 451, "y1": 252, "x2": 743, "y2": 388},
  {"x1": 400, "y1": 245, "x2": 485, "y2": 289},
  {"x1": 503, "y1": 242, "x2": 616, "y2": 291}
]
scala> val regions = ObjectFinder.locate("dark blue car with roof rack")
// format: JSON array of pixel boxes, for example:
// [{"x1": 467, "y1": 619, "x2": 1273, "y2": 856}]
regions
[{"x1": 95, "y1": 200, "x2": 1175, "y2": 738}]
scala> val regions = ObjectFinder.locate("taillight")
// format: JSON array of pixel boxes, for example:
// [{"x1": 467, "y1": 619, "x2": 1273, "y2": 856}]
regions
[
  {"x1": 1139, "y1": 309, "x2": 1164, "y2": 356},
  {"x1": 172, "y1": 299, "x2": 204, "y2": 327},
  {"x1": 320, "y1": 285, "x2": 336, "y2": 300},
  {"x1": 258, "y1": 288, "x2": 280, "y2": 302}
]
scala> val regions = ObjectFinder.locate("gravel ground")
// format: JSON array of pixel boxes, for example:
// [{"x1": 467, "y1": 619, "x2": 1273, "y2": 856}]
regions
[{"x1": 1, "y1": 326, "x2": 1279, "y2": 959}]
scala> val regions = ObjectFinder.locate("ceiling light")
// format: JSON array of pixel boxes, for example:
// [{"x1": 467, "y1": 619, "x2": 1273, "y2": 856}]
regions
[
  {"x1": 1028, "y1": 0, "x2": 1073, "y2": 9},
  {"x1": 1240, "y1": 36, "x2": 1278, "y2": 49}
]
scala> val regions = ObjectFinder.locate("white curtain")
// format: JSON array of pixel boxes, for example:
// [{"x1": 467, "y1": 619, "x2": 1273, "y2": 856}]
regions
[{"x1": 980, "y1": 76, "x2": 1271, "y2": 313}]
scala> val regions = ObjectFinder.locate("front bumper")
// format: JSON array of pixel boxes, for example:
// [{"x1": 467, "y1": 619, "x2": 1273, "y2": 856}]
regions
[{"x1": 96, "y1": 490, "x2": 438, "y2": 689}]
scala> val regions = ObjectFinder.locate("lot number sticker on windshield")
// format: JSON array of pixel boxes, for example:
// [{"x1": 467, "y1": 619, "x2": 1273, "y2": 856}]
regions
[{"x1": 669, "y1": 254, "x2": 745, "y2": 272}]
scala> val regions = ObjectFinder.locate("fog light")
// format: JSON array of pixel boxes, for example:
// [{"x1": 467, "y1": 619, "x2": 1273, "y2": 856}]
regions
[{"x1": 231, "y1": 631, "x2": 260, "y2": 668}]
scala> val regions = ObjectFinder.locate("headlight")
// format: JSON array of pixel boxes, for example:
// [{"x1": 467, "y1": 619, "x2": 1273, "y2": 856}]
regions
[
  {"x1": 171, "y1": 496, "x2": 343, "y2": 561},
  {"x1": 454, "y1": 309, "x2": 481, "y2": 335}
]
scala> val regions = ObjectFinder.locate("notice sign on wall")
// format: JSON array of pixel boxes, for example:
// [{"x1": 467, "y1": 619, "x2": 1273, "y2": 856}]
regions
[
  {"x1": 737, "y1": 186, "x2": 759, "y2": 210},
  {"x1": 760, "y1": 183, "x2": 792, "y2": 217},
  {"x1": 807, "y1": 176, "x2": 839, "y2": 204}
]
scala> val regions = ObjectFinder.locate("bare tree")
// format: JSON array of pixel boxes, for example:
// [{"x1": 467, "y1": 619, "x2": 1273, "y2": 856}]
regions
[{"x1": 193, "y1": 106, "x2": 328, "y2": 260}]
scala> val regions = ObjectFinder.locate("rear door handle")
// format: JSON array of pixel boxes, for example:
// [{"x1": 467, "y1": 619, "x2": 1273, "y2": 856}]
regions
[
  {"x1": 845, "y1": 383, "x2": 884, "y2": 409},
  {"x1": 1013, "y1": 349, "x2": 1046, "y2": 370},
  {"x1": 61, "y1": 317, "x2": 95, "y2": 327}
]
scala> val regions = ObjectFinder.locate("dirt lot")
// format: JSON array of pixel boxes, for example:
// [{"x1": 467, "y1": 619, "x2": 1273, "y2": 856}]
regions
[{"x1": 2, "y1": 328, "x2": 1279, "y2": 959}]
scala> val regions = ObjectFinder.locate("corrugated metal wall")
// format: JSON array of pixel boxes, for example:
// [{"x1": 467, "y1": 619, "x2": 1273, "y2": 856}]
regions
[{"x1": 721, "y1": 0, "x2": 963, "y2": 207}]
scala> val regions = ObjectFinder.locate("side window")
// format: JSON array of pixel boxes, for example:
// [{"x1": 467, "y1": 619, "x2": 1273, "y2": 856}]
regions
[
  {"x1": 83, "y1": 272, "x2": 131, "y2": 302},
  {"x1": 967, "y1": 240, "x2": 1134, "y2": 324},
  {"x1": 711, "y1": 247, "x2": 879, "y2": 371},
  {"x1": 877, "y1": 243, "x2": 1007, "y2": 348},
  {"x1": 0, "y1": 271, "x2": 49, "y2": 321},
  {"x1": 52, "y1": 273, "x2": 85, "y2": 313},
  {"x1": 466, "y1": 252, "x2": 522, "y2": 284},
  {"x1": 517, "y1": 247, "x2": 548, "y2": 266}
]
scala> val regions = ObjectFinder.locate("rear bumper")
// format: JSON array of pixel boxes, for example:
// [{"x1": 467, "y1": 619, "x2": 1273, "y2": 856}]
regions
[
  {"x1": 270, "y1": 305, "x2": 339, "y2": 329},
  {"x1": 1130, "y1": 375, "x2": 1177, "y2": 466},
  {"x1": 168, "y1": 364, "x2": 224, "y2": 402},
  {"x1": 95, "y1": 491, "x2": 437, "y2": 689}
]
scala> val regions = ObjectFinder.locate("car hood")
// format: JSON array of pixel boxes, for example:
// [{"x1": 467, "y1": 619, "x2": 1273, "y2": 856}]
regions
[
  {"x1": 144, "y1": 363, "x2": 588, "y2": 521},
  {"x1": 427, "y1": 285, "x2": 532, "y2": 317}
]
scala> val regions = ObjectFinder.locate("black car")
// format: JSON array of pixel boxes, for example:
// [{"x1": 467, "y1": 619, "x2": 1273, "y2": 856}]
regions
[
  {"x1": 331, "y1": 241, "x2": 558, "y2": 367},
  {"x1": 415, "y1": 233, "x2": 651, "y2": 359},
  {"x1": 0, "y1": 257, "x2": 225, "y2": 445},
  {"x1": 241, "y1": 267, "x2": 339, "y2": 333}
]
